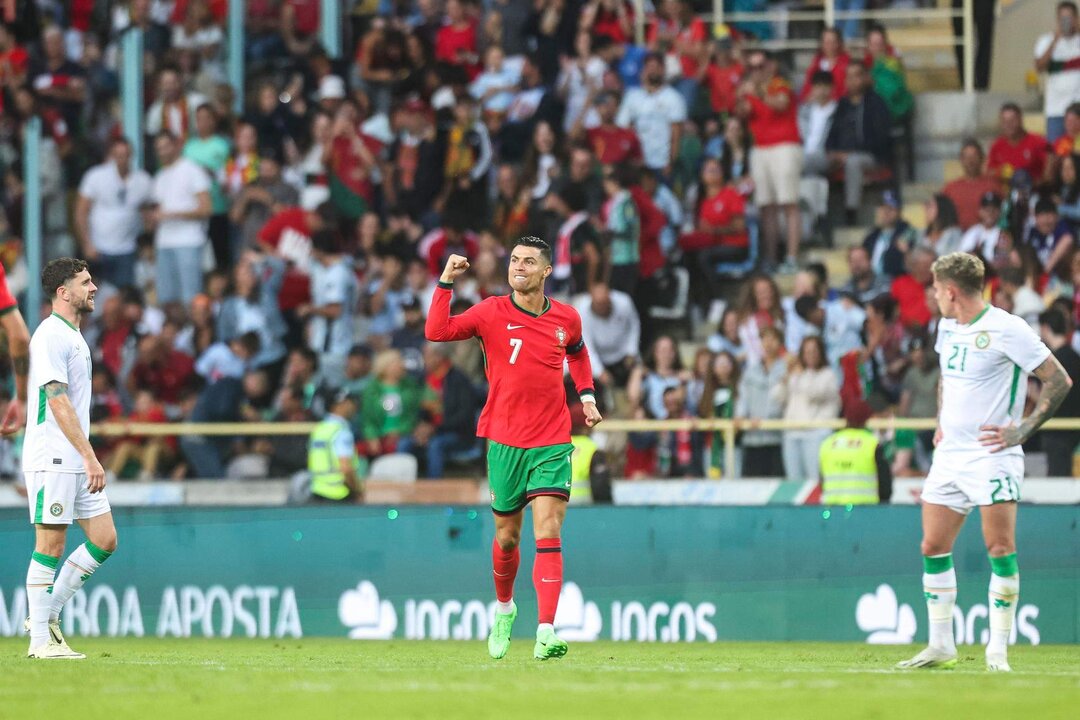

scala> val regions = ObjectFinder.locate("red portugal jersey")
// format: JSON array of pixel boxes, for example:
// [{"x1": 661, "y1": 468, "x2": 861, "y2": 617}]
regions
[{"x1": 425, "y1": 285, "x2": 595, "y2": 449}]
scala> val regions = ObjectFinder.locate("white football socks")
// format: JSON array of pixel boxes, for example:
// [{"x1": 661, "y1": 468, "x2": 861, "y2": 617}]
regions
[
  {"x1": 50, "y1": 542, "x2": 112, "y2": 623},
  {"x1": 26, "y1": 553, "x2": 59, "y2": 648},
  {"x1": 988, "y1": 553, "x2": 1020, "y2": 657},
  {"x1": 923, "y1": 554, "x2": 957, "y2": 653}
]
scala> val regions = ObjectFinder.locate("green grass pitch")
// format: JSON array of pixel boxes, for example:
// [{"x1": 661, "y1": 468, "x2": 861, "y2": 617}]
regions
[{"x1": 1, "y1": 639, "x2": 1078, "y2": 719}]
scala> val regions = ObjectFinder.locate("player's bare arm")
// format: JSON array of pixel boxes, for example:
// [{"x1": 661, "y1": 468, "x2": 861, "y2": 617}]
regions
[
  {"x1": 44, "y1": 380, "x2": 106, "y2": 492},
  {"x1": 979, "y1": 355, "x2": 1073, "y2": 452},
  {"x1": 0, "y1": 308, "x2": 30, "y2": 434},
  {"x1": 441, "y1": 254, "x2": 471, "y2": 283}
]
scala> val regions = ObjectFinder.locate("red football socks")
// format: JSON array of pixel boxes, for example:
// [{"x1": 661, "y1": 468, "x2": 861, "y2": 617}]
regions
[
  {"x1": 533, "y1": 538, "x2": 563, "y2": 624},
  {"x1": 492, "y1": 539, "x2": 520, "y2": 603}
]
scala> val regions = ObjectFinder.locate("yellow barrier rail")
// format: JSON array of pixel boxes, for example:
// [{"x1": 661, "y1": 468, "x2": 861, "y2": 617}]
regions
[{"x1": 89, "y1": 418, "x2": 1080, "y2": 479}]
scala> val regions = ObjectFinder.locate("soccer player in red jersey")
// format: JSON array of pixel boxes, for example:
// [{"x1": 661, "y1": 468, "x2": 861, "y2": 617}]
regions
[
  {"x1": 425, "y1": 236, "x2": 602, "y2": 660},
  {"x1": 0, "y1": 261, "x2": 30, "y2": 434}
]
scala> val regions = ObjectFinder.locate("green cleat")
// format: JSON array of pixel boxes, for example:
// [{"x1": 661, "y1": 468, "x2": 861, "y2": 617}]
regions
[
  {"x1": 533, "y1": 626, "x2": 568, "y2": 660},
  {"x1": 487, "y1": 601, "x2": 517, "y2": 659}
]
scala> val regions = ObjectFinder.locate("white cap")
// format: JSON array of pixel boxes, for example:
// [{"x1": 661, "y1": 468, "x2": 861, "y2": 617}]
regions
[
  {"x1": 301, "y1": 185, "x2": 330, "y2": 210},
  {"x1": 317, "y1": 75, "x2": 347, "y2": 101}
]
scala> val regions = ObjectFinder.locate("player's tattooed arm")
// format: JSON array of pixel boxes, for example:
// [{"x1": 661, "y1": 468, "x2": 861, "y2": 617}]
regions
[
  {"x1": 45, "y1": 379, "x2": 106, "y2": 491},
  {"x1": 1016, "y1": 355, "x2": 1073, "y2": 443},
  {"x1": 43, "y1": 381, "x2": 68, "y2": 398},
  {"x1": 981, "y1": 355, "x2": 1073, "y2": 452}
]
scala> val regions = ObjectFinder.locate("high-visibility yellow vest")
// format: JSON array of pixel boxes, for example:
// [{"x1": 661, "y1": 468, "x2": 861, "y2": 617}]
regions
[
  {"x1": 569, "y1": 435, "x2": 597, "y2": 502},
  {"x1": 308, "y1": 416, "x2": 361, "y2": 501},
  {"x1": 819, "y1": 428, "x2": 879, "y2": 505}
]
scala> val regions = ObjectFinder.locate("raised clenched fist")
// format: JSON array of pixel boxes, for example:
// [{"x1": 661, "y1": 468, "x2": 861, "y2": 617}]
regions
[{"x1": 441, "y1": 254, "x2": 470, "y2": 283}]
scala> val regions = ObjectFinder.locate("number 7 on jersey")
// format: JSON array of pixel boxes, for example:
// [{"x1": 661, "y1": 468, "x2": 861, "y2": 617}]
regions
[{"x1": 509, "y1": 338, "x2": 523, "y2": 365}]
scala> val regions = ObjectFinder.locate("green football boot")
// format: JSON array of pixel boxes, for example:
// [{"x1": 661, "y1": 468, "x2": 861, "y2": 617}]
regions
[
  {"x1": 487, "y1": 601, "x2": 517, "y2": 659},
  {"x1": 533, "y1": 626, "x2": 568, "y2": 660}
]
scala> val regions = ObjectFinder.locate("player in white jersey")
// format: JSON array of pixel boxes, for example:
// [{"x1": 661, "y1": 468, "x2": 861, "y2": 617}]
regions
[
  {"x1": 23, "y1": 258, "x2": 116, "y2": 660},
  {"x1": 897, "y1": 253, "x2": 1071, "y2": 673}
]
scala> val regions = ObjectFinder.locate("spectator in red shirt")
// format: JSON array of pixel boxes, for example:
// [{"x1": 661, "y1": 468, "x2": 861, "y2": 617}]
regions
[
  {"x1": 798, "y1": 27, "x2": 867, "y2": 103},
  {"x1": 128, "y1": 335, "x2": 195, "y2": 408},
  {"x1": 257, "y1": 199, "x2": 337, "y2": 317},
  {"x1": 282, "y1": 0, "x2": 320, "y2": 58},
  {"x1": 30, "y1": 26, "x2": 87, "y2": 139},
  {"x1": 941, "y1": 138, "x2": 999, "y2": 230},
  {"x1": 738, "y1": 50, "x2": 803, "y2": 273},
  {"x1": 680, "y1": 157, "x2": 748, "y2": 307},
  {"x1": 988, "y1": 102, "x2": 1049, "y2": 190},
  {"x1": 418, "y1": 212, "x2": 481, "y2": 279},
  {"x1": 324, "y1": 101, "x2": 382, "y2": 221},
  {"x1": 0, "y1": 23, "x2": 29, "y2": 114},
  {"x1": 890, "y1": 246, "x2": 935, "y2": 329},
  {"x1": 647, "y1": 0, "x2": 708, "y2": 108},
  {"x1": 702, "y1": 31, "x2": 745, "y2": 117},
  {"x1": 1049, "y1": 102, "x2": 1080, "y2": 181},
  {"x1": 582, "y1": 0, "x2": 635, "y2": 45},
  {"x1": 582, "y1": 91, "x2": 644, "y2": 165},
  {"x1": 106, "y1": 389, "x2": 176, "y2": 481},
  {"x1": 435, "y1": 0, "x2": 481, "y2": 79}
]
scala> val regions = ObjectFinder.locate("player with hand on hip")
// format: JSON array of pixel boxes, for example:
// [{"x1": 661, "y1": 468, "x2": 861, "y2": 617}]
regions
[
  {"x1": 23, "y1": 259, "x2": 117, "y2": 659},
  {"x1": 897, "y1": 253, "x2": 1071, "y2": 673},
  {"x1": 426, "y1": 237, "x2": 602, "y2": 660}
]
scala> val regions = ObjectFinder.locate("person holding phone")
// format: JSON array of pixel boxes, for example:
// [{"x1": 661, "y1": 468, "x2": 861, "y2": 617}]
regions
[{"x1": 1035, "y1": 2, "x2": 1080, "y2": 143}]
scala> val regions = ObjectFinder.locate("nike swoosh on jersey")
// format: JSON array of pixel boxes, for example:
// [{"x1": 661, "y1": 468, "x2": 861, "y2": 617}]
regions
[
  {"x1": 506, "y1": 323, "x2": 525, "y2": 330},
  {"x1": 540, "y1": 578, "x2": 561, "y2": 583}
]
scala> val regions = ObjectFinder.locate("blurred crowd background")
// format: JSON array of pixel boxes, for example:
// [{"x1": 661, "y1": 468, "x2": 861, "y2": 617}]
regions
[{"x1": 0, "y1": 0, "x2": 1079, "y2": 484}]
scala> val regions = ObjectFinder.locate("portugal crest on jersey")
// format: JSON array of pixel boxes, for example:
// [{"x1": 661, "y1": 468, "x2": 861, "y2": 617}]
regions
[{"x1": 554, "y1": 326, "x2": 567, "y2": 347}]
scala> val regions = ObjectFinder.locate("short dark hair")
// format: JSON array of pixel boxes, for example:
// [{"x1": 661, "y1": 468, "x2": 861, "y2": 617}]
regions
[
  {"x1": 1040, "y1": 309, "x2": 1069, "y2": 336},
  {"x1": 513, "y1": 236, "x2": 552, "y2": 266},
  {"x1": 1000, "y1": 102, "x2": 1023, "y2": 117},
  {"x1": 810, "y1": 70, "x2": 834, "y2": 86},
  {"x1": 1035, "y1": 197, "x2": 1059, "y2": 215},
  {"x1": 960, "y1": 137, "x2": 984, "y2": 157},
  {"x1": 311, "y1": 230, "x2": 340, "y2": 254},
  {"x1": 1059, "y1": 1, "x2": 1078, "y2": 15},
  {"x1": 291, "y1": 346, "x2": 319, "y2": 371},
  {"x1": 41, "y1": 258, "x2": 89, "y2": 299},
  {"x1": 1067, "y1": 102, "x2": 1080, "y2": 119},
  {"x1": 233, "y1": 331, "x2": 262, "y2": 356},
  {"x1": 794, "y1": 295, "x2": 820, "y2": 321}
]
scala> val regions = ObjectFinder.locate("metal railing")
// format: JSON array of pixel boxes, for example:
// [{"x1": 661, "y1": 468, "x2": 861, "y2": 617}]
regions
[
  {"x1": 89, "y1": 417, "x2": 1080, "y2": 481},
  {"x1": 633, "y1": 0, "x2": 975, "y2": 93}
]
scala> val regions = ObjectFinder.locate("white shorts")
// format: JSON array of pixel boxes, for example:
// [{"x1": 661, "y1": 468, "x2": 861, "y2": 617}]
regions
[
  {"x1": 751, "y1": 143, "x2": 803, "y2": 206},
  {"x1": 921, "y1": 451, "x2": 1024, "y2": 515},
  {"x1": 25, "y1": 471, "x2": 111, "y2": 525}
]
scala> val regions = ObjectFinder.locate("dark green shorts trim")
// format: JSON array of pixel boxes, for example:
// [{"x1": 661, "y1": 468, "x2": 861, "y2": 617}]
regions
[{"x1": 487, "y1": 440, "x2": 573, "y2": 514}]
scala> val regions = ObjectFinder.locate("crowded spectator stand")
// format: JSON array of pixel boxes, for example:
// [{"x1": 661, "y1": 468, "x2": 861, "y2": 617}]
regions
[{"x1": 0, "y1": 1, "x2": 1078, "y2": 487}]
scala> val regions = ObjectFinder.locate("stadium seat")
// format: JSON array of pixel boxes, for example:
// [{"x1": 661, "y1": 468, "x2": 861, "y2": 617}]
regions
[
  {"x1": 648, "y1": 265, "x2": 691, "y2": 337},
  {"x1": 713, "y1": 221, "x2": 759, "y2": 277},
  {"x1": 368, "y1": 453, "x2": 419, "y2": 483}
]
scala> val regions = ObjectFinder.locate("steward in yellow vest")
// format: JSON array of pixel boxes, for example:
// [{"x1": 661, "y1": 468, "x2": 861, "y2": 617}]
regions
[
  {"x1": 308, "y1": 392, "x2": 366, "y2": 503},
  {"x1": 818, "y1": 400, "x2": 892, "y2": 505}
]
